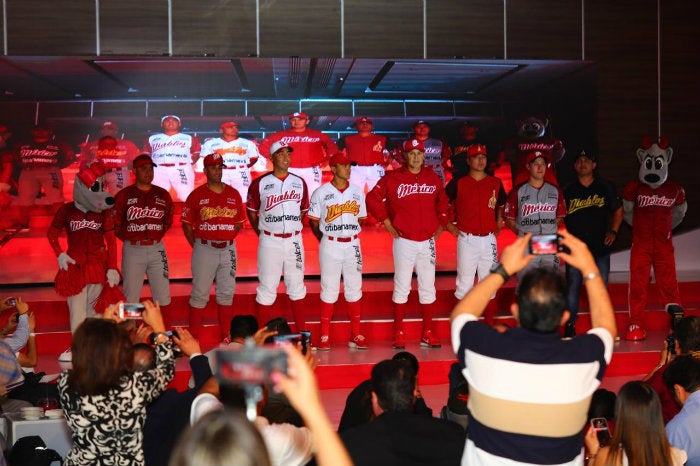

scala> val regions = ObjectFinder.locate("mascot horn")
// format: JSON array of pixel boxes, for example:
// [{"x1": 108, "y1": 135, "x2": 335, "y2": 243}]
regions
[
  {"x1": 47, "y1": 161, "x2": 121, "y2": 334},
  {"x1": 621, "y1": 136, "x2": 687, "y2": 341}
]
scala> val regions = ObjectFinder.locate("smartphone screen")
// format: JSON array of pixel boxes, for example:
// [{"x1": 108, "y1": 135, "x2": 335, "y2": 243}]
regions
[
  {"x1": 119, "y1": 303, "x2": 145, "y2": 319},
  {"x1": 529, "y1": 234, "x2": 560, "y2": 255},
  {"x1": 590, "y1": 417, "x2": 611, "y2": 447}
]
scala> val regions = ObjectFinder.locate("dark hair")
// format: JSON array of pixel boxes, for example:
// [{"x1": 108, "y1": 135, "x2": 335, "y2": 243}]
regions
[
  {"x1": 392, "y1": 351, "x2": 419, "y2": 375},
  {"x1": 663, "y1": 354, "x2": 700, "y2": 393},
  {"x1": 230, "y1": 315, "x2": 259, "y2": 340},
  {"x1": 604, "y1": 381, "x2": 672, "y2": 466},
  {"x1": 68, "y1": 319, "x2": 134, "y2": 396},
  {"x1": 264, "y1": 317, "x2": 292, "y2": 344},
  {"x1": 675, "y1": 316, "x2": 700, "y2": 353},
  {"x1": 587, "y1": 388, "x2": 616, "y2": 421},
  {"x1": 170, "y1": 408, "x2": 271, "y2": 466},
  {"x1": 132, "y1": 343, "x2": 156, "y2": 372},
  {"x1": 516, "y1": 268, "x2": 567, "y2": 333},
  {"x1": 371, "y1": 359, "x2": 416, "y2": 413}
]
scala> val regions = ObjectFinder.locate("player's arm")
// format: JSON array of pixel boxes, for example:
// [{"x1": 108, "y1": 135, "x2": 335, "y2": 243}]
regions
[
  {"x1": 605, "y1": 205, "x2": 623, "y2": 246},
  {"x1": 247, "y1": 210, "x2": 260, "y2": 236},
  {"x1": 308, "y1": 218, "x2": 322, "y2": 241},
  {"x1": 182, "y1": 222, "x2": 195, "y2": 248},
  {"x1": 190, "y1": 136, "x2": 201, "y2": 164}
]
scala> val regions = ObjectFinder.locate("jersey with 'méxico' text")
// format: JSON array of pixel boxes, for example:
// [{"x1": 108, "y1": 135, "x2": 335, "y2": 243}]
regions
[
  {"x1": 259, "y1": 129, "x2": 339, "y2": 168},
  {"x1": 505, "y1": 182, "x2": 566, "y2": 235},
  {"x1": 113, "y1": 184, "x2": 173, "y2": 243}
]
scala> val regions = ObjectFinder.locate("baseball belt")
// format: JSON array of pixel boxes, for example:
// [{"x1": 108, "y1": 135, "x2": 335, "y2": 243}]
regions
[
  {"x1": 262, "y1": 230, "x2": 300, "y2": 239},
  {"x1": 326, "y1": 234, "x2": 359, "y2": 242},
  {"x1": 199, "y1": 239, "x2": 234, "y2": 248},
  {"x1": 128, "y1": 239, "x2": 158, "y2": 246},
  {"x1": 461, "y1": 231, "x2": 492, "y2": 237},
  {"x1": 158, "y1": 162, "x2": 189, "y2": 167},
  {"x1": 224, "y1": 165, "x2": 247, "y2": 169}
]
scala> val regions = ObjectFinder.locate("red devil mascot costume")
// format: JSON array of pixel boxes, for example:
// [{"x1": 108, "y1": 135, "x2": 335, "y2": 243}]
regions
[{"x1": 622, "y1": 136, "x2": 687, "y2": 341}]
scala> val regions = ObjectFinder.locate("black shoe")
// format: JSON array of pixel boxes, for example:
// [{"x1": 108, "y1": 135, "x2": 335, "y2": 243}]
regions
[{"x1": 564, "y1": 321, "x2": 576, "y2": 339}]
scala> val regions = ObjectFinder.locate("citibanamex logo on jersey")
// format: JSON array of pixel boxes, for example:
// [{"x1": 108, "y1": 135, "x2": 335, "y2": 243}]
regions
[{"x1": 396, "y1": 183, "x2": 437, "y2": 199}]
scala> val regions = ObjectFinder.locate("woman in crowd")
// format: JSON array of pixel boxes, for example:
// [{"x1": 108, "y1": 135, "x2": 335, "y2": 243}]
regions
[
  {"x1": 58, "y1": 300, "x2": 175, "y2": 466},
  {"x1": 584, "y1": 381, "x2": 686, "y2": 466}
]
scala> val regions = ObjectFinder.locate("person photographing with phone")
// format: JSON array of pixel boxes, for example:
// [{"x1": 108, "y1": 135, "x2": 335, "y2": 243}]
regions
[
  {"x1": 504, "y1": 150, "x2": 567, "y2": 281},
  {"x1": 451, "y1": 230, "x2": 617, "y2": 465}
]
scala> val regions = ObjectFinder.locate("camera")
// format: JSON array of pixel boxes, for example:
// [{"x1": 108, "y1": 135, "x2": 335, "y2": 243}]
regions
[
  {"x1": 590, "y1": 417, "x2": 611, "y2": 447},
  {"x1": 665, "y1": 303, "x2": 684, "y2": 354},
  {"x1": 6, "y1": 297, "x2": 16, "y2": 308},
  {"x1": 215, "y1": 345, "x2": 287, "y2": 385},
  {"x1": 272, "y1": 330, "x2": 312, "y2": 355},
  {"x1": 528, "y1": 234, "x2": 564, "y2": 255},
  {"x1": 118, "y1": 303, "x2": 145, "y2": 319}
]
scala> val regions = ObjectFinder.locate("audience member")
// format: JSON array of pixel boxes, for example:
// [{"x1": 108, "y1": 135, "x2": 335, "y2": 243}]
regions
[
  {"x1": 341, "y1": 359, "x2": 465, "y2": 466},
  {"x1": 643, "y1": 315, "x2": 700, "y2": 423},
  {"x1": 663, "y1": 355, "x2": 700, "y2": 466},
  {"x1": 136, "y1": 328, "x2": 213, "y2": 466},
  {"x1": 58, "y1": 301, "x2": 174, "y2": 466},
  {"x1": 0, "y1": 340, "x2": 27, "y2": 414},
  {"x1": 587, "y1": 388, "x2": 616, "y2": 423},
  {"x1": 584, "y1": 381, "x2": 686, "y2": 466},
  {"x1": 0, "y1": 296, "x2": 29, "y2": 352},
  {"x1": 338, "y1": 351, "x2": 432, "y2": 433},
  {"x1": 451, "y1": 230, "x2": 616, "y2": 465}
]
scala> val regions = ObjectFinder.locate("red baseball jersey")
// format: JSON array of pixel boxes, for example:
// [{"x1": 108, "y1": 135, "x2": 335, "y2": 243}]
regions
[
  {"x1": 81, "y1": 139, "x2": 140, "y2": 169},
  {"x1": 338, "y1": 133, "x2": 387, "y2": 165},
  {"x1": 366, "y1": 166, "x2": 450, "y2": 242},
  {"x1": 259, "y1": 128, "x2": 339, "y2": 168},
  {"x1": 50, "y1": 202, "x2": 116, "y2": 271},
  {"x1": 181, "y1": 184, "x2": 245, "y2": 241},
  {"x1": 16, "y1": 141, "x2": 74, "y2": 169},
  {"x1": 113, "y1": 184, "x2": 173, "y2": 242},
  {"x1": 622, "y1": 180, "x2": 686, "y2": 243},
  {"x1": 247, "y1": 172, "x2": 309, "y2": 234},
  {"x1": 454, "y1": 175, "x2": 507, "y2": 235}
]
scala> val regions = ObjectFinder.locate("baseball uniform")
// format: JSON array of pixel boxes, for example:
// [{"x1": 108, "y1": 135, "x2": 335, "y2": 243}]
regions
[
  {"x1": 81, "y1": 137, "x2": 140, "y2": 195},
  {"x1": 259, "y1": 128, "x2": 339, "y2": 194},
  {"x1": 622, "y1": 180, "x2": 685, "y2": 327},
  {"x1": 113, "y1": 183, "x2": 173, "y2": 306},
  {"x1": 144, "y1": 132, "x2": 201, "y2": 201},
  {"x1": 337, "y1": 133, "x2": 387, "y2": 192},
  {"x1": 15, "y1": 139, "x2": 74, "y2": 208},
  {"x1": 47, "y1": 202, "x2": 117, "y2": 331},
  {"x1": 405, "y1": 137, "x2": 451, "y2": 186},
  {"x1": 308, "y1": 178, "x2": 367, "y2": 347},
  {"x1": 504, "y1": 181, "x2": 567, "y2": 274},
  {"x1": 181, "y1": 183, "x2": 246, "y2": 309},
  {"x1": 247, "y1": 171, "x2": 309, "y2": 326},
  {"x1": 453, "y1": 174, "x2": 507, "y2": 299},
  {"x1": 367, "y1": 164, "x2": 450, "y2": 347},
  {"x1": 198, "y1": 136, "x2": 260, "y2": 199}
]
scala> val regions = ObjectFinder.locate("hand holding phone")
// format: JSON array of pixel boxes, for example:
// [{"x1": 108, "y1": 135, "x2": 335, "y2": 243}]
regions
[
  {"x1": 590, "y1": 417, "x2": 611, "y2": 447},
  {"x1": 118, "y1": 303, "x2": 145, "y2": 320}
]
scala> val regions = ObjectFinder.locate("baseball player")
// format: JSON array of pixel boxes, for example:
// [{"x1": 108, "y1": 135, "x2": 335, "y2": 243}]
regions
[
  {"x1": 258, "y1": 112, "x2": 339, "y2": 194},
  {"x1": 197, "y1": 120, "x2": 260, "y2": 201},
  {"x1": 366, "y1": 138, "x2": 451, "y2": 349},
  {"x1": 14, "y1": 125, "x2": 75, "y2": 231},
  {"x1": 143, "y1": 115, "x2": 201, "y2": 202},
  {"x1": 182, "y1": 153, "x2": 246, "y2": 338},
  {"x1": 336, "y1": 116, "x2": 388, "y2": 192},
  {"x1": 406, "y1": 120, "x2": 452, "y2": 185},
  {"x1": 246, "y1": 141, "x2": 310, "y2": 331},
  {"x1": 80, "y1": 121, "x2": 140, "y2": 195},
  {"x1": 113, "y1": 154, "x2": 174, "y2": 319},
  {"x1": 453, "y1": 144, "x2": 507, "y2": 300},
  {"x1": 308, "y1": 153, "x2": 368, "y2": 351},
  {"x1": 504, "y1": 150, "x2": 567, "y2": 278}
]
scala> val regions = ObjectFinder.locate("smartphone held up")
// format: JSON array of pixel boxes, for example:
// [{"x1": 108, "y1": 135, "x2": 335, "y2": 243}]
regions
[
  {"x1": 118, "y1": 303, "x2": 145, "y2": 320},
  {"x1": 590, "y1": 417, "x2": 611, "y2": 447},
  {"x1": 529, "y1": 234, "x2": 569, "y2": 255}
]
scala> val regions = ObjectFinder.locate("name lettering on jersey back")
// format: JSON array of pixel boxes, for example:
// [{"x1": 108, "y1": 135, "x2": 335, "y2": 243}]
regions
[
  {"x1": 325, "y1": 200, "x2": 361, "y2": 222},
  {"x1": 567, "y1": 195, "x2": 605, "y2": 214},
  {"x1": 522, "y1": 202, "x2": 557, "y2": 217},
  {"x1": 126, "y1": 206, "x2": 165, "y2": 221},
  {"x1": 200, "y1": 206, "x2": 238, "y2": 220},
  {"x1": 265, "y1": 190, "x2": 302, "y2": 210},
  {"x1": 396, "y1": 183, "x2": 437, "y2": 199},
  {"x1": 637, "y1": 194, "x2": 675, "y2": 208},
  {"x1": 69, "y1": 219, "x2": 102, "y2": 231}
]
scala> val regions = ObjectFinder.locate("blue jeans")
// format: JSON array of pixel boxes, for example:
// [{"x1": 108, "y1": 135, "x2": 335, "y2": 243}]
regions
[{"x1": 566, "y1": 254, "x2": 610, "y2": 322}]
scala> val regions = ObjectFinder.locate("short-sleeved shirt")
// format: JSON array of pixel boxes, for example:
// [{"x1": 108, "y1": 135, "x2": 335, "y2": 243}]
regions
[
  {"x1": 181, "y1": 184, "x2": 246, "y2": 241},
  {"x1": 51, "y1": 202, "x2": 114, "y2": 264},
  {"x1": 504, "y1": 182, "x2": 566, "y2": 235},
  {"x1": 247, "y1": 172, "x2": 309, "y2": 234},
  {"x1": 113, "y1": 184, "x2": 173, "y2": 243},
  {"x1": 454, "y1": 175, "x2": 506, "y2": 235},
  {"x1": 564, "y1": 178, "x2": 621, "y2": 257},
  {"x1": 337, "y1": 133, "x2": 387, "y2": 166},
  {"x1": 308, "y1": 182, "x2": 366, "y2": 237},
  {"x1": 197, "y1": 137, "x2": 260, "y2": 171},
  {"x1": 144, "y1": 133, "x2": 201, "y2": 165}
]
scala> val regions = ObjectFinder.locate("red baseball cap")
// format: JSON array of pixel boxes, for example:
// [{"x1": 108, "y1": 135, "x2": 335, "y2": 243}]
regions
[
  {"x1": 220, "y1": 121, "x2": 239, "y2": 129},
  {"x1": 203, "y1": 153, "x2": 228, "y2": 168},
  {"x1": 466, "y1": 144, "x2": 488, "y2": 157},
  {"x1": 355, "y1": 116, "x2": 372, "y2": 125},
  {"x1": 101, "y1": 121, "x2": 119, "y2": 130},
  {"x1": 329, "y1": 153, "x2": 357, "y2": 166},
  {"x1": 289, "y1": 112, "x2": 309, "y2": 120},
  {"x1": 525, "y1": 150, "x2": 551, "y2": 165},
  {"x1": 403, "y1": 138, "x2": 425, "y2": 152},
  {"x1": 133, "y1": 154, "x2": 157, "y2": 168}
]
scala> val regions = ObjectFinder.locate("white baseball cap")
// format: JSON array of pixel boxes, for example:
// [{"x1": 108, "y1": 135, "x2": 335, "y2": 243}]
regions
[
  {"x1": 270, "y1": 140, "x2": 294, "y2": 156},
  {"x1": 161, "y1": 115, "x2": 181, "y2": 124}
]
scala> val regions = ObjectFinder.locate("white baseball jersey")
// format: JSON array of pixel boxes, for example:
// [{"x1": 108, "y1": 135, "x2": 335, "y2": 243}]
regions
[
  {"x1": 198, "y1": 137, "x2": 260, "y2": 198},
  {"x1": 308, "y1": 182, "x2": 367, "y2": 237},
  {"x1": 247, "y1": 172, "x2": 309, "y2": 234},
  {"x1": 145, "y1": 133, "x2": 200, "y2": 165}
]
